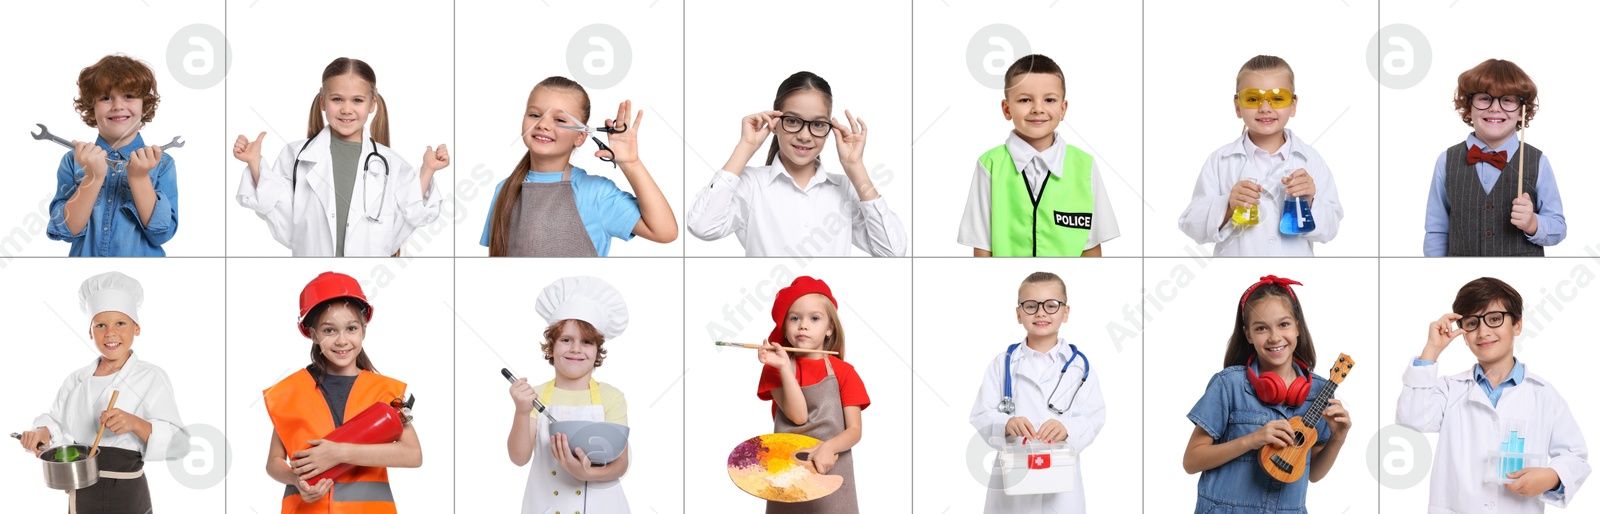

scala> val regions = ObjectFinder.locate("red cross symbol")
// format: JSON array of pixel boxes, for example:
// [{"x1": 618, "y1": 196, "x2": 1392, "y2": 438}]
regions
[{"x1": 1028, "y1": 453, "x2": 1051, "y2": 469}]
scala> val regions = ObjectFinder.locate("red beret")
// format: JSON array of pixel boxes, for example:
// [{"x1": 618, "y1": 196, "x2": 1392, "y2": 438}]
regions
[{"x1": 767, "y1": 276, "x2": 837, "y2": 347}]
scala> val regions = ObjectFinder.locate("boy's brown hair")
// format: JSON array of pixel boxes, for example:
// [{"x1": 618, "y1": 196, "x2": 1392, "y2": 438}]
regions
[
  {"x1": 1454, "y1": 59, "x2": 1538, "y2": 129},
  {"x1": 1452, "y1": 277, "x2": 1524, "y2": 323},
  {"x1": 1004, "y1": 54, "x2": 1066, "y2": 93},
  {"x1": 1018, "y1": 271, "x2": 1068, "y2": 301},
  {"x1": 542, "y1": 319, "x2": 610, "y2": 367},
  {"x1": 74, "y1": 55, "x2": 160, "y2": 127}
]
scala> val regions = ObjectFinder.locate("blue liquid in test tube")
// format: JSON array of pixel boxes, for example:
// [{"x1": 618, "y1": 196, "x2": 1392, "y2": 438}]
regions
[{"x1": 1279, "y1": 196, "x2": 1316, "y2": 235}]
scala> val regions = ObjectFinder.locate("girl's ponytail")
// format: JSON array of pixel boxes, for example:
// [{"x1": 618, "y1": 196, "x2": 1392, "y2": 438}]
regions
[
  {"x1": 306, "y1": 91, "x2": 325, "y2": 139},
  {"x1": 488, "y1": 154, "x2": 533, "y2": 256},
  {"x1": 371, "y1": 92, "x2": 391, "y2": 147}
]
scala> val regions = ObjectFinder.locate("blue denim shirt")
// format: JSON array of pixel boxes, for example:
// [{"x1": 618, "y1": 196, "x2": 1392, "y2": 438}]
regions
[
  {"x1": 46, "y1": 134, "x2": 179, "y2": 256},
  {"x1": 1187, "y1": 365, "x2": 1331, "y2": 514}
]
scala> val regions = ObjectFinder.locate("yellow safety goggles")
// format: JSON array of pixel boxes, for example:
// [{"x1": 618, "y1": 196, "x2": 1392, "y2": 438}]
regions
[{"x1": 1235, "y1": 88, "x2": 1296, "y2": 109}]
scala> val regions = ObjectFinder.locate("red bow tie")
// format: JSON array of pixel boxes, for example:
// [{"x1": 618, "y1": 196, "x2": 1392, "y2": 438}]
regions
[{"x1": 1468, "y1": 145, "x2": 1508, "y2": 170}]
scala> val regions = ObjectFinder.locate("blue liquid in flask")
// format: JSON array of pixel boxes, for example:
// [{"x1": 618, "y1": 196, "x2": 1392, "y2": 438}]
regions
[{"x1": 1279, "y1": 197, "x2": 1316, "y2": 235}]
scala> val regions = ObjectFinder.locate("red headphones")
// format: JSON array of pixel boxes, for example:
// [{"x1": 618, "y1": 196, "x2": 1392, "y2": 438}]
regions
[{"x1": 1245, "y1": 355, "x2": 1312, "y2": 407}]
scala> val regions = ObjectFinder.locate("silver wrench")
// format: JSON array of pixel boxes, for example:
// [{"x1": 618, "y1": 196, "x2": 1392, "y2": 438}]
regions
[
  {"x1": 30, "y1": 123, "x2": 73, "y2": 150},
  {"x1": 156, "y1": 135, "x2": 185, "y2": 151}
]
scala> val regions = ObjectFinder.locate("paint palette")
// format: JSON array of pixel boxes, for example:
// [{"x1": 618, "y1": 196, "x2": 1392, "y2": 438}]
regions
[{"x1": 726, "y1": 433, "x2": 843, "y2": 503}]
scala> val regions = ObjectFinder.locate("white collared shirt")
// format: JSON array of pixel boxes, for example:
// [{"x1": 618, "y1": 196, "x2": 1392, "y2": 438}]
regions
[
  {"x1": 687, "y1": 160, "x2": 907, "y2": 256},
  {"x1": 31, "y1": 352, "x2": 190, "y2": 461},
  {"x1": 1177, "y1": 128, "x2": 1343, "y2": 256},
  {"x1": 957, "y1": 132, "x2": 1120, "y2": 252}
]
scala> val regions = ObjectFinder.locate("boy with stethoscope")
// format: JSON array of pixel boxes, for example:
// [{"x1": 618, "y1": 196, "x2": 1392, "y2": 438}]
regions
[
  {"x1": 233, "y1": 57, "x2": 448, "y2": 256},
  {"x1": 967, "y1": 271, "x2": 1106, "y2": 513}
]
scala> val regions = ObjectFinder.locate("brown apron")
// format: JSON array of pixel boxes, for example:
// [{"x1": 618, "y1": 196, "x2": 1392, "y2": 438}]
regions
[
  {"x1": 768, "y1": 357, "x2": 858, "y2": 514},
  {"x1": 508, "y1": 169, "x2": 599, "y2": 257},
  {"x1": 66, "y1": 447, "x2": 151, "y2": 514}
]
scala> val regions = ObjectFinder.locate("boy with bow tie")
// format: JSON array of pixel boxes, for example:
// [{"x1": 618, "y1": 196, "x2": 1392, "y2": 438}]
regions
[{"x1": 1424, "y1": 59, "x2": 1565, "y2": 256}]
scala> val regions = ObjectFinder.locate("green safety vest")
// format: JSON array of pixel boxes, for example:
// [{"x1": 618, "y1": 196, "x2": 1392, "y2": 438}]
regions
[{"x1": 984, "y1": 144, "x2": 1095, "y2": 256}]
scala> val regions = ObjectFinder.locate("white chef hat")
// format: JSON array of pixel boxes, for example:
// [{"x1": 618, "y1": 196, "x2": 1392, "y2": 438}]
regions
[
  {"x1": 79, "y1": 271, "x2": 144, "y2": 324},
  {"x1": 535, "y1": 276, "x2": 628, "y2": 341}
]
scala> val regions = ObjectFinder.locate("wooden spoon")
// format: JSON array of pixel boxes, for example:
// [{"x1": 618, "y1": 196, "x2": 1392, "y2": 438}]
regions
[{"x1": 88, "y1": 390, "x2": 120, "y2": 458}]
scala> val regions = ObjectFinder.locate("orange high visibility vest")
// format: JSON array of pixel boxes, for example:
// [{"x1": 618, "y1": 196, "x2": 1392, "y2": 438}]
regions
[{"x1": 265, "y1": 368, "x2": 407, "y2": 514}]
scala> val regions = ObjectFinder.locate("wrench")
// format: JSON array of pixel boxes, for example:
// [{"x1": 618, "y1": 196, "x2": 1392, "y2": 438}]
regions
[
  {"x1": 30, "y1": 123, "x2": 73, "y2": 150},
  {"x1": 157, "y1": 135, "x2": 185, "y2": 152}
]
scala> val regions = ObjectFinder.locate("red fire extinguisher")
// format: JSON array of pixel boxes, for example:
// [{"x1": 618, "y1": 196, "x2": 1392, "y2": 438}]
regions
[{"x1": 307, "y1": 395, "x2": 415, "y2": 483}]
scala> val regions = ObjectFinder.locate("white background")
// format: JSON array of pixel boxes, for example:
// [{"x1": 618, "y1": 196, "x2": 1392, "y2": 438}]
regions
[
  {"x1": 1142, "y1": 258, "x2": 1379, "y2": 512},
  {"x1": 1378, "y1": 259, "x2": 1600, "y2": 511},
  {"x1": 224, "y1": 259, "x2": 454, "y2": 513},
  {"x1": 912, "y1": 259, "x2": 1143, "y2": 512},
  {"x1": 912, "y1": 1, "x2": 1145, "y2": 257},
  {"x1": 453, "y1": 259, "x2": 684, "y2": 513},
  {"x1": 0, "y1": 0, "x2": 226, "y2": 257},
  {"x1": 683, "y1": 0, "x2": 913, "y2": 257},
  {"x1": 683, "y1": 258, "x2": 912, "y2": 511},
  {"x1": 224, "y1": 0, "x2": 455, "y2": 257},
  {"x1": 1145, "y1": 0, "x2": 1380, "y2": 257},
  {"x1": 1379, "y1": 1, "x2": 1600, "y2": 256},
  {"x1": 453, "y1": 0, "x2": 686, "y2": 257},
  {"x1": 0, "y1": 259, "x2": 226, "y2": 511}
]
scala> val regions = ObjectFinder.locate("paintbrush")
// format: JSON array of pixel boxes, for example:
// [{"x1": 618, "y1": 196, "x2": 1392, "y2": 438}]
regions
[
  {"x1": 501, "y1": 368, "x2": 558, "y2": 424},
  {"x1": 715, "y1": 341, "x2": 839, "y2": 355}
]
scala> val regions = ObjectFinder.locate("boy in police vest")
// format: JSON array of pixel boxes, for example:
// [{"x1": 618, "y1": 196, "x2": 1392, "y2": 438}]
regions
[
  {"x1": 958, "y1": 54, "x2": 1119, "y2": 257},
  {"x1": 1423, "y1": 59, "x2": 1565, "y2": 256}
]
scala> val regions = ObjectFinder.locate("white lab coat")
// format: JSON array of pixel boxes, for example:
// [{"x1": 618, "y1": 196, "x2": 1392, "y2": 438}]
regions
[
  {"x1": 968, "y1": 338, "x2": 1106, "y2": 514},
  {"x1": 236, "y1": 127, "x2": 441, "y2": 256},
  {"x1": 1177, "y1": 129, "x2": 1343, "y2": 256},
  {"x1": 30, "y1": 352, "x2": 190, "y2": 461},
  {"x1": 1397, "y1": 359, "x2": 1591, "y2": 513}
]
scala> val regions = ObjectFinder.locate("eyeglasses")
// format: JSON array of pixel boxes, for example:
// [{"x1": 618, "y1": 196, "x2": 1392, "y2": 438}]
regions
[
  {"x1": 1235, "y1": 88, "x2": 1296, "y2": 109},
  {"x1": 1456, "y1": 311, "x2": 1512, "y2": 332},
  {"x1": 1018, "y1": 299, "x2": 1067, "y2": 315},
  {"x1": 779, "y1": 115, "x2": 833, "y2": 137},
  {"x1": 1469, "y1": 93, "x2": 1525, "y2": 112}
]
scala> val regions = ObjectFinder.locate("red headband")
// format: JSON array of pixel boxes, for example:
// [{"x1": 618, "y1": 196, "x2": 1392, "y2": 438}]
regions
[{"x1": 1240, "y1": 275, "x2": 1302, "y2": 308}]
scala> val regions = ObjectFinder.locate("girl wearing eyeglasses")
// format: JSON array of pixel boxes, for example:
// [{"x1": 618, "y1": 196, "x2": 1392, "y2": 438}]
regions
[
  {"x1": 687, "y1": 71, "x2": 907, "y2": 257},
  {"x1": 967, "y1": 272, "x2": 1105, "y2": 513},
  {"x1": 1422, "y1": 59, "x2": 1564, "y2": 256},
  {"x1": 1182, "y1": 276, "x2": 1352, "y2": 514},
  {"x1": 1178, "y1": 55, "x2": 1344, "y2": 256},
  {"x1": 233, "y1": 57, "x2": 449, "y2": 257},
  {"x1": 481, "y1": 76, "x2": 678, "y2": 257}
]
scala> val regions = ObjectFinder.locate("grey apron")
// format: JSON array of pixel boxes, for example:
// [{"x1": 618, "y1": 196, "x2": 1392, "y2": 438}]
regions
[
  {"x1": 769, "y1": 357, "x2": 858, "y2": 514},
  {"x1": 66, "y1": 447, "x2": 151, "y2": 514},
  {"x1": 508, "y1": 169, "x2": 599, "y2": 257}
]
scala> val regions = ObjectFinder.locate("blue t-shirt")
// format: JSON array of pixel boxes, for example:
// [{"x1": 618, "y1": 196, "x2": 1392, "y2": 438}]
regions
[
  {"x1": 46, "y1": 133, "x2": 179, "y2": 256},
  {"x1": 1186, "y1": 364, "x2": 1331, "y2": 514},
  {"x1": 478, "y1": 166, "x2": 640, "y2": 256}
]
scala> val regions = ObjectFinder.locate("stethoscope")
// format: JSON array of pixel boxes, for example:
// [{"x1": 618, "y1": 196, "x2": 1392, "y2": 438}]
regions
[
  {"x1": 997, "y1": 342, "x2": 1090, "y2": 415},
  {"x1": 289, "y1": 136, "x2": 390, "y2": 222}
]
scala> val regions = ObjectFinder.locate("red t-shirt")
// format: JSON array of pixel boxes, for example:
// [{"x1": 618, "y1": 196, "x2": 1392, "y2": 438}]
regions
[{"x1": 756, "y1": 355, "x2": 871, "y2": 418}]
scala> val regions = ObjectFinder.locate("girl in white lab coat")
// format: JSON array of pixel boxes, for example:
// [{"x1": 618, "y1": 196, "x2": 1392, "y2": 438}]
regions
[
  {"x1": 968, "y1": 272, "x2": 1106, "y2": 513},
  {"x1": 1177, "y1": 55, "x2": 1343, "y2": 256},
  {"x1": 1182, "y1": 275, "x2": 1352, "y2": 514},
  {"x1": 233, "y1": 57, "x2": 447, "y2": 256},
  {"x1": 1397, "y1": 277, "x2": 1590, "y2": 513},
  {"x1": 507, "y1": 276, "x2": 632, "y2": 513},
  {"x1": 20, "y1": 271, "x2": 190, "y2": 513}
]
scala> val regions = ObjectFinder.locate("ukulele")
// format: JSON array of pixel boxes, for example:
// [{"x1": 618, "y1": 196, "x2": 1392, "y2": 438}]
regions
[{"x1": 1258, "y1": 353, "x2": 1354, "y2": 483}]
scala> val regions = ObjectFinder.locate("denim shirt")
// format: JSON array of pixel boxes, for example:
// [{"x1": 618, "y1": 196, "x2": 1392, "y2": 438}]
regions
[
  {"x1": 46, "y1": 134, "x2": 179, "y2": 256},
  {"x1": 1187, "y1": 365, "x2": 1331, "y2": 514}
]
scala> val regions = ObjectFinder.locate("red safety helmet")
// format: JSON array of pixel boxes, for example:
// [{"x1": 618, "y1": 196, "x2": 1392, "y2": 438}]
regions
[{"x1": 298, "y1": 272, "x2": 374, "y2": 338}]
